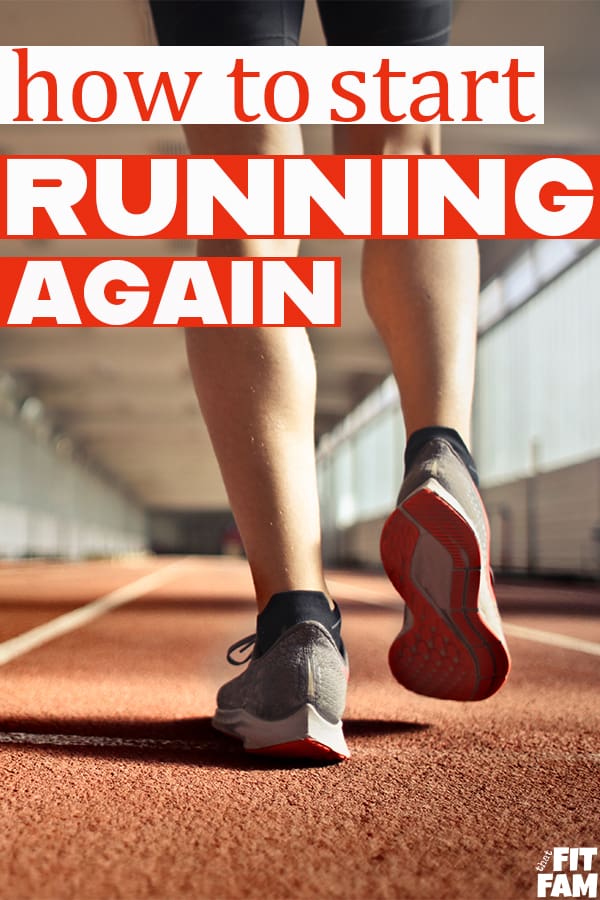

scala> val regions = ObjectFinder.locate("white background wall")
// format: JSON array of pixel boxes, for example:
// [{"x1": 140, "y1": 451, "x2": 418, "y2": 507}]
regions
[
  {"x1": 473, "y1": 243, "x2": 600, "y2": 486},
  {"x1": 0, "y1": 413, "x2": 147, "y2": 558}
]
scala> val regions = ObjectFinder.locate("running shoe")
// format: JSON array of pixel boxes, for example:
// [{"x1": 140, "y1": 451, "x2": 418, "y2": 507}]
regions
[
  {"x1": 380, "y1": 437, "x2": 511, "y2": 701},
  {"x1": 212, "y1": 598, "x2": 350, "y2": 761}
]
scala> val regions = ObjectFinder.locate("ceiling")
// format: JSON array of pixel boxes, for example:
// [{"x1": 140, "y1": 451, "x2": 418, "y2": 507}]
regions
[{"x1": 0, "y1": 0, "x2": 598, "y2": 510}]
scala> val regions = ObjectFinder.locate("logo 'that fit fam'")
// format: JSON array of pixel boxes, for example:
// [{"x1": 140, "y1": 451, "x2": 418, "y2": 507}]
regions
[{"x1": 537, "y1": 848, "x2": 598, "y2": 898}]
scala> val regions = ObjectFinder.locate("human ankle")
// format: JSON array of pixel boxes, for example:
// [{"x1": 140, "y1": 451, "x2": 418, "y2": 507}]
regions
[
  {"x1": 404, "y1": 426, "x2": 479, "y2": 486},
  {"x1": 255, "y1": 590, "x2": 344, "y2": 657}
]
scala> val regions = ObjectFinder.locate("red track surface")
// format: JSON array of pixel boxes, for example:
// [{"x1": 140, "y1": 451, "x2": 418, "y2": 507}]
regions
[{"x1": 0, "y1": 557, "x2": 598, "y2": 900}]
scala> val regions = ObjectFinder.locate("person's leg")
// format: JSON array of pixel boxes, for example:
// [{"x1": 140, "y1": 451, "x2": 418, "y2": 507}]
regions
[
  {"x1": 317, "y1": 0, "x2": 509, "y2": 703},
  {"x1": 149, "y1": 1, "x2": 349, "y2": 760},
  {"x1": 335, "y1": 122, "x2": 510, "y2": 702},
  {"x1": 334, "y1": 123, "x2": 478, "y2": 444},
  {"x1": 184, "y1": 124, "x2": 348, "y2": 759},
  {"x1": 184, "y1": 124, "x2": 330, "y2": 613},
  {"x1": 148, "y1": 0, "x2": 329, "y2": 610}
]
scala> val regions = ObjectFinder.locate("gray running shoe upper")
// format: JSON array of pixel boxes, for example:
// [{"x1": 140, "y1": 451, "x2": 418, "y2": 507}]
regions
[{"x1": 217, "y1": 622, "x2": 348, "y2": 725}]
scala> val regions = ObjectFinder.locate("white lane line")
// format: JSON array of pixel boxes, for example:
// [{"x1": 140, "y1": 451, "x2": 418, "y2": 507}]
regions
[
  {"x1": 0, "y1": 731, "x2": 226, "y2": 752},
  {"x1": 0, "y1": 558, "x2": 190, "y2": 667},
  {"x1": 503, "y1": 622, "x2": 600, "y2": 658}
]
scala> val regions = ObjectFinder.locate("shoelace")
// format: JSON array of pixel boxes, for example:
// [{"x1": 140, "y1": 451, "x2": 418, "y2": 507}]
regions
[{"x1": 226, "y1": 633, "x2": 256, "y2": 665}]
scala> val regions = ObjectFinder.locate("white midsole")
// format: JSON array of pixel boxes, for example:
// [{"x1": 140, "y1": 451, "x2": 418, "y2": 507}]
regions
[{"x1": 212, "y1": 703, "x2": 349, "y2": 756}]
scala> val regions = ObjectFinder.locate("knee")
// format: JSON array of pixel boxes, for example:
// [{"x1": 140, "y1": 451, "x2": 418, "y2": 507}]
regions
[
  {"x1": 382, "y1": 123, "x2": 441, "y2": 156},
  {"x1": 195, "y1": 237, "x2": 300, "y2": 258},
  {"x1": 333, "y1": 122, "x2": 441, "y2": 157}
]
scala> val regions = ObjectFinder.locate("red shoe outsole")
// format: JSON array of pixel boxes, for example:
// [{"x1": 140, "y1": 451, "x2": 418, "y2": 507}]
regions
[
  {"x1": 246, "y1": 738, "x2": 349, "y2": 762},
  {"x1": 381, "y1": 487, "x2": 511, "y2": 702}
]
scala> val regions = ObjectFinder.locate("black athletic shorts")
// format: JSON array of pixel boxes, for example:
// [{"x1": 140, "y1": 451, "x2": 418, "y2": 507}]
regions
[{"x1": 149, "y1": 1, "x2": 452, "y2": 48}]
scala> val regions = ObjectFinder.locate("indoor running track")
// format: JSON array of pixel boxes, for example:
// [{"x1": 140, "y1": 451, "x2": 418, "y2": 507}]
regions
[{"x1": 0, "y1": 556, "x2": 598, "y2": 900}]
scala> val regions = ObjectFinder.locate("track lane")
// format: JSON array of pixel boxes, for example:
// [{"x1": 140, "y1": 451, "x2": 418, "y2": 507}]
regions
[
  {"x1": 0, "y1": 558, "x2": 597, "y2": 900},
  {"x1": 0, "y1": 559, "x2": 183, "y2": 643}
]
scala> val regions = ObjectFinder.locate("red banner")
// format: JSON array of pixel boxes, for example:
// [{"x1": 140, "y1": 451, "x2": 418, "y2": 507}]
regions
[
  {"x1": 0, "y1": 257, "x2": 341, "y2": 327},
  {"x1": 0, "y1": 155, "x2": 598, "y2": 239}
]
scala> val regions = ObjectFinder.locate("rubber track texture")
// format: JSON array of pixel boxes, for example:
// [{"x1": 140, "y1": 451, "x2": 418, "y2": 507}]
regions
[{"x1": 380, "y1": 485, "x2": 511, "y2": 701}]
